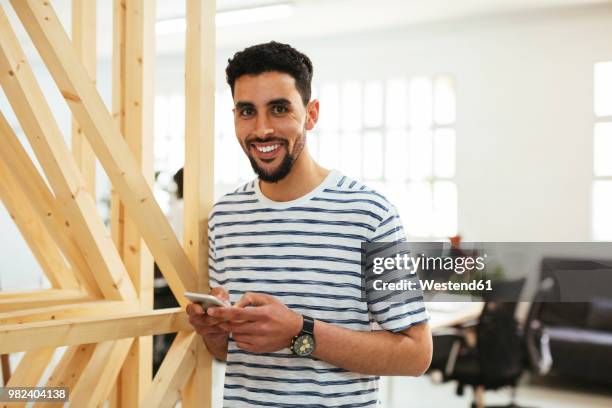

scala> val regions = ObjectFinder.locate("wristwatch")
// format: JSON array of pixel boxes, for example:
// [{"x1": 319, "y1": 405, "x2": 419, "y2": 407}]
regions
[{"x1": 290, "y1": 315, "x2": 316, "y2": 356}]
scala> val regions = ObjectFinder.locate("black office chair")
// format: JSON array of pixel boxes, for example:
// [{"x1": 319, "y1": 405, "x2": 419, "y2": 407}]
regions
[{"x1": 429, "y1": 278, "x2": 529, "y2": 408}]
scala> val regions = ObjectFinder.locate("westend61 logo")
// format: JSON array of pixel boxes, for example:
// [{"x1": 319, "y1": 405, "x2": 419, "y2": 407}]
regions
[{"x1": 372, "y1": 253, "x2": 487, "y2": 275}]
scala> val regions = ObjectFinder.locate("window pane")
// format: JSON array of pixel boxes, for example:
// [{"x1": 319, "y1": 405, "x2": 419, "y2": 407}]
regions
[
  {"x1": 433, "y1": 181, "x2": 458, "y2": 237},
  {"x1": 364, "y1": 81, "x2": 383, "y2": 128},
  {"x1": 409, "y1": 77, "x2": 433, "y2": 128},
  {"x1": 405, "y1": 182, "x2": 433, "y2": 237},
  {"x1": 385, "y1": 78, "x2": 407, "y2": 129},
  {"x1": 318, "y1": 132, "x2": 341, "y2": 169},
  {"x1": 363, "y1": 131, "x2": 383, "y2": 180},
  {"x1": 593, "y1": 180, "x2": 612, "y2": 240},
  {"x1": 594, "y1": 122, "x2": 612, "y2": 176},
  {"x1": 340, "y1": 81, "x2": 362, "y2": 131},
  {"x1": 385, "y1": 130, "x2": 409, "y2": 182},
  {"x1": 434, "y1": 128, "x2": 456, "y2": 178},
  {"x1": 434, "y1": 76, "x2": 456, "y2": 125},
  {"x1": 318, "y1": 83, "x2": 340, "y2": 131},
  {"x1": 408, "y1": 129, "x2": 433, "y2": 180},
  {"x1": 595, "y1": 62, "x2": 612, "y2": 117},
  {"x1": 341, "y1": 132, "x2": 362, "y2": 178}
]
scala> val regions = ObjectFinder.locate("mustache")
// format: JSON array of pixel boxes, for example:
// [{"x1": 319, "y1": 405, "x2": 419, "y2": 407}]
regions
[{"x1": 245, "y1": 136, "x2": 287, "y2": 145}]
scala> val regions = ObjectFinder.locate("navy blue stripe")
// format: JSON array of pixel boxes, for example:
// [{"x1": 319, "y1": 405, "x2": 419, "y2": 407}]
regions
[
  {"x1": 215, "y1": 230, "x2": 369, "y2": 242},
  {"x1": 376, "y1": 306, "x2": 427, "y2": 325},
  {"x1": 224, "y1": 383, "x2": 377, "y2": 398},
  {"x1": 216, "y1": 242, "x2": 363, "y2": 254},
  {"x1": 226, "y1": 361, "x2": 349, "y2": 374},
  {"x1": 285, "y1": 303, "x2": 367, "y2": 313},
  {"x1": 359, "y1": 185, "x2": 366, "y2": 190},
  {"x1": 229, "y1": 289, "x2": 364, "y2": 302},
  {"x1": 369, "y1": 299, "x2": 423, "y2": 315},
  {"x1": 228, "y1": 348, "x2": 304, "y2": 360},
  {"x1": 213, "y1": 218, "x2": 376, "y2": 232},
  {"x1": 349, "y1": 180, "x2": 357, "y2": 189},
  {"x1": 221, "y1": 266, "x2": 361, "y2": 279},
  {"x1": 216, "y1": 254, "x2": 361, "y2": 266},
  {"x1": 223, "y1": 396, "x2": 378, "y2": 408},
  {"x1": 225, "y1": 372, "x2": 375, "y2": 386},
  {"x1": 215, "y1": 277, "x2": 362, "y2": 291},
  {"x1": 215, "y1": 199, "x2": 259, "y2": 206},
  {"x1": 379, "y1": 214, "x2": 399, "y2": 228},
  {"x1": 210, "y1": 207, "x2": 382, "y2": 222},
  {"x1": 312, "y1": 197, "x2": 388, "y2": 211},
  {"x1": 371, "y1": 226, "x2": 403, "y2": 241},
  {"x1": 337, "y1": 175, "x2": 347, "y2": 187},
  {"x1": 226, "y1": 191, "x2": 256, "y2": 196},
  {"x1": 323, "y1": 188, "x2": 386, "y2": 200}
]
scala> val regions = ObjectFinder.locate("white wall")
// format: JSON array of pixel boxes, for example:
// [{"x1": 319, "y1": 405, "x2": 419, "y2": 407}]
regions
[{"x1": 208, "y1": 4, "x2": 612, "y2": 242}]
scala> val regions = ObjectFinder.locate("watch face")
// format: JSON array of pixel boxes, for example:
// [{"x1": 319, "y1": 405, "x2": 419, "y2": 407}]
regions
[{"x1": 293, "y1": 334, "x2": 315, "y2": 356}]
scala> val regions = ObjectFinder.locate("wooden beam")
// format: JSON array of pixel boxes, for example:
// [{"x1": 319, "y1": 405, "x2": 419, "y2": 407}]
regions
[
  {"x1": 69, "y1": 339, "x2": 133, "y2": 408},
  {"x1": 141, "y1": 332, "x2": 197, "y2": 408},
  {"x1": 0, "y1": 112, "x2": 101, "y2": 296},
  {"x1": 1, "y1": 354, "x2": 9, "y2": 385},
  {"x1": 0, "y1": 289, "x2": 95, "y2": 313},
  {"x1": 0, "y1": 5, "x2": 136, "y2": 301},
  {"x1": 113, "y1": 1, "x2": 156, "y2": 405},
  {"x1": 0, "y1": 308, "x2": 191, "y2": 353},
  {"x1": 182, "y1": 0, "x2": 216, "y2": 406},
  {"x1": 0, "y1": 154, "x2": 79, "y2": 290},
  {"x1": 0, "y1": 300, "x2": 139, "y2": 325},
  {"x1": 35, "y1": 344, "x2": 97, "y2": 408},
  {"x1": 71, "y1": 0, "x2": 97, "y2": 196},
  {"x1": 9, "y1": 0, "x2": 197, "y2": 304},
  {"x1": 6, "y1": 348, "x2": 55, "y2": 405}
]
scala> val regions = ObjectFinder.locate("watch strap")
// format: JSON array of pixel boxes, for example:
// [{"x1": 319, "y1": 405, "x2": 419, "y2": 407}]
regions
[{"x1": 301, "y1": 315, "x2": 314, "y2": 335}]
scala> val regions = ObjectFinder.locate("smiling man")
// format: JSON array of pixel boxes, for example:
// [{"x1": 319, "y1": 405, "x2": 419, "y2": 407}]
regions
[{"x1": 186, "y1": 41, "x2": 432, "y2": 407}]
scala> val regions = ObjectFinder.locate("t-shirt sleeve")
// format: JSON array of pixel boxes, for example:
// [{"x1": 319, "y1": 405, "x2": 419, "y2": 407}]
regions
[{"x1": 367, "y1": 204, "x2": 430, "y2": 332}]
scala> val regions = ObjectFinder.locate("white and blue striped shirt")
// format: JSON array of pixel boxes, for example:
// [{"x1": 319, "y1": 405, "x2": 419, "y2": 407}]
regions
[{"x1": 209, "y1": 170, "x2": 429, "y2": 407}]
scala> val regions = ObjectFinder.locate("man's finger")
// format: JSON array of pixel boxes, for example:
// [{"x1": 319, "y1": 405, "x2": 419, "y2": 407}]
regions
[
  {"x1": 186, "y1": 303, "x2": 204, "y2": 316},
  {"x1": 208, "y1": 306, "x2": 261, "y2": 321},
  {"x1": 234, "y1": 292, "x2": 270, "y2": 308}
]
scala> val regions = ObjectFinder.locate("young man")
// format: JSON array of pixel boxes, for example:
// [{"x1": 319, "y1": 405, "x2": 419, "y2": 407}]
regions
[{"x1": 186, "y1": 41, "x2": 432, "y2": 407}]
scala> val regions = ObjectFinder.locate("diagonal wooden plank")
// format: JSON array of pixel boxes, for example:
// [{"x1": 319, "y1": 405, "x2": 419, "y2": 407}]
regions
[
  {"x1": 181, "y1": 0, "x2": 217, "y2": 406},
  {"x1": 71, "y1": 0, "x2": 97, "y2": 196},
  {"x1": 69, "y1": 339, "x2": 134, "y2": 408},
  {"x1": 0, "y1": 5, "x2": 136, "y2": 301},
  {"x1": 0, "y1": 308, "x2": 190, "y2": 353},
  {"x1": 141, "y1": 331, "x2": 198, "y2": 408},
  {"x1": 3, "y1": 347, "x2": 56, "y2": 408},
  {"x1": 0, "y1": 154, "x2": 78, "y2": 290},
  {"x1": 0, "y1": 112, "x2": 101, "y2": 296},
  {"x1": 9, "y1": 0, "x2": 197, "y2": 305}
]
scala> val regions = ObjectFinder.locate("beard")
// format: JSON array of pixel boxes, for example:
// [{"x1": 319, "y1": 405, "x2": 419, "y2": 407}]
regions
[{"x1": 246, "y1": 130, "x2": 307, "y2": 183}]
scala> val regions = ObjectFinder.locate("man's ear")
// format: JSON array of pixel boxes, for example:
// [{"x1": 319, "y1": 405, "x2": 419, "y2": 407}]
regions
[{"x1": 305, "y1": 99, "x2": 319, "y2": 131}]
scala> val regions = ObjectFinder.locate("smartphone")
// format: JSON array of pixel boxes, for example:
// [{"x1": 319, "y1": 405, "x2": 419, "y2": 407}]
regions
[{"x1": 184, "y1": 291, "x2": 230, "y2": 310}]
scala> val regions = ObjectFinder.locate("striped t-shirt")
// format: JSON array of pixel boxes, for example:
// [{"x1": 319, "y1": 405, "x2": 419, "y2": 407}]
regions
[{"x1": 208, "y1": 170, "x2": 429, "y2": 408}]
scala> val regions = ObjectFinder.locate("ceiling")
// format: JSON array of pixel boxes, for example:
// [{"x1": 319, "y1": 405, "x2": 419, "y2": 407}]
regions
[{"x1": 0, "y1": 0, "x2": 610, "y2": 57}]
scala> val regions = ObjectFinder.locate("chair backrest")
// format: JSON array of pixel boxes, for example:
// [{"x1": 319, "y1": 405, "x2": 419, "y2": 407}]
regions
[{"x1": 477, "y1": 279, "x2": 526, "y2": 382}]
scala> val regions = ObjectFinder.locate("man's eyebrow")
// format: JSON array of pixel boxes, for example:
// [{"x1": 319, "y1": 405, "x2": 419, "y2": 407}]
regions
[
  {"x1": 267, "y1": 98, "x2": 291, "y2": 107},
  {"x1": 235, "y1": 101, "x2": 254, "y2": 109}
]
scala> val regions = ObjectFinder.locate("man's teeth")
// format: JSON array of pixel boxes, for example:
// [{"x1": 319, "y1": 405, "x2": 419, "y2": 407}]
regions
[{"x1": 256, "y1": 144, "x2": 280, "y2": 153}]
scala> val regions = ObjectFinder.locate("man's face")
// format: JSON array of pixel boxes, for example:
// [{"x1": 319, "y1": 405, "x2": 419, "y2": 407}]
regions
[{"x1": 233, "y1": 71, "x2": 318, "y2": 182}]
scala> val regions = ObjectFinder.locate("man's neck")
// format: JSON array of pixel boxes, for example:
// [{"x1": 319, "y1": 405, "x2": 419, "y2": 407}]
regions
[{"x1": 259, "y1": 151, "x2": 330, "y2": 202}]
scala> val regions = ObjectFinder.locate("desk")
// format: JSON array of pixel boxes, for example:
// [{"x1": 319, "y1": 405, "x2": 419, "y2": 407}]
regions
[
  {"x1": 383, "y1": 302, "x2": 484, "y2": 406},
  {"x1": 427, "y1": 302, "x2": 484, "y2": 331}
]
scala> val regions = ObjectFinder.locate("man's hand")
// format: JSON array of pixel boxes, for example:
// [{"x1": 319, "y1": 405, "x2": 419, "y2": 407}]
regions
[
  {"x1": 208, "y1": 292, "x2": 303, "y2": 353},
  {"x1": 186, "y1": 287, "x2": 231, "y2": 360}
]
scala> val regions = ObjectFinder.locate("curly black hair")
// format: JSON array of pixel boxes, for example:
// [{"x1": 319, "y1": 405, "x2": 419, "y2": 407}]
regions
[{"x1": 225, "y1": 41, "x2": 313, "y2": 106}]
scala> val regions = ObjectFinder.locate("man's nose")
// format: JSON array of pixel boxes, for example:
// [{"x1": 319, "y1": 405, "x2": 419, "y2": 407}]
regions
[{"x1": 254, "y1": 113, "x2": 274, "y2": 138}]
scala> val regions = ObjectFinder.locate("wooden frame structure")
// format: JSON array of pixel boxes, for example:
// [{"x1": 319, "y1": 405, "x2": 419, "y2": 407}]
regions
[{"x1": 0, "y1": 1, "x2": 215, "y2": 406}]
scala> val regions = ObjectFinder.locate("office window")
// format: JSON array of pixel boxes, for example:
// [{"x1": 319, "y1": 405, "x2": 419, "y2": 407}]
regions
[
  {"x1": 153, "y1": 76, "x2": 458, "y2": 240},
  {"x1": 310, "y1": 76, "x2": 457, "y2": 238},
  {"x1": 593, "y1": 62, "x2": 612, "y2": 240}
]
